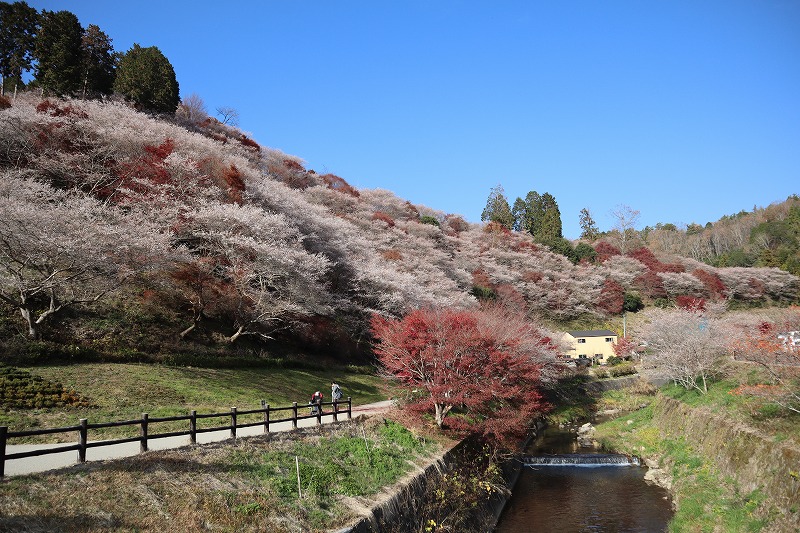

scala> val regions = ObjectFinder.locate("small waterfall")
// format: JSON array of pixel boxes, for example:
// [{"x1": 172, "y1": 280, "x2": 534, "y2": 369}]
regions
[{"x1": 522, "y1": 453, "x2": 640, "y2": 467}]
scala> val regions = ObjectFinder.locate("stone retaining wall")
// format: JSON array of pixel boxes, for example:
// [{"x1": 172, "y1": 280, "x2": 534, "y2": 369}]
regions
[{"x1": 651, "y1": 395, "x2": 800, "y2": 531}]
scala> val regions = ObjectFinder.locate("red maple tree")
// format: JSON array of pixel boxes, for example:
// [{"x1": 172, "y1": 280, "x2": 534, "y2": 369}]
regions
[{"x1": 371, "y1": 305, "x2": 555, "y2": 446}]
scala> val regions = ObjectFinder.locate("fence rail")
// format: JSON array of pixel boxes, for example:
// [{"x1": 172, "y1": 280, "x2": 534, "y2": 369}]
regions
[{"x1": 0, "y1": 397, "x2": 351, "y2": 478}]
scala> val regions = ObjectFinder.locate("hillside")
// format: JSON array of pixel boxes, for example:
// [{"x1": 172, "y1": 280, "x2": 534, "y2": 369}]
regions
[
  {"x1": 644, "y1": 195, "x2": 800, "y2": 276},
  {"x1": 1, "y1": 94, "x2": 798, "y2": 361}
]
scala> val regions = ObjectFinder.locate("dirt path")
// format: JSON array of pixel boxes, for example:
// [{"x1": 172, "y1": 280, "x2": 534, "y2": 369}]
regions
[{"x1": 3, "y1": 400, "x2": 395, "y2": 477}]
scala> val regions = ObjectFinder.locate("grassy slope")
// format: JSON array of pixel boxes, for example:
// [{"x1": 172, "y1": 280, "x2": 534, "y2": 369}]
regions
[
  {"x1": 594, "y1": 376, "x2": 800, "y2": 532},
  {"x1": 0, "y1": 417, "x2": 439, "y2": 533},
  {"x1": 1, "y1": 363, "x2": 394, "y2": 440}
]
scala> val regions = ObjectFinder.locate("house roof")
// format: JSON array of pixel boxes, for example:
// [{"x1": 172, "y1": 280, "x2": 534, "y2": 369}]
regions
[{"x1": 566, "y1": 330, "x2": 617, "y2": 338}]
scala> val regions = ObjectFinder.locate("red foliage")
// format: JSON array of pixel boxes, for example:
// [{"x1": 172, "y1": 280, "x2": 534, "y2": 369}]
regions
[
  {"x1": 483, "y1": 221, "x2": 511, "y2": 236},
  {"x1": 692, "y1": 268, "x2": 727, "y2": 300},
  {"x1": 443, "y1": 215, "x2": 470, "y2": 235},
  {"x1": 594, "y1": 241, "x2": 621, "y2": 263},
  {"x1": 471, "y1": 268, "x2": 493, "y2": 288},
  {"x1": 522, "y1": 271, "x2": 544, "y2": 283},
  {"x1": 110, "y1": 138, "x2": 176, "y2": 202},
  {"x1": 371, "y1": 211, "x2": 396, "y2": 227},
  {"x1": 282, "y1": 158, "x2": 305, "y2": 172},
  {"x1": 598, "y1": 278, "x2": 625, "y2": 315},
  {"x1": 493, "y1": 283, "x2": 527, "y2": 312},
  {"x1": 675, "y1": 295, "x2": 706, "y2": 312},
  {"x1": 381, "y1": 249, "x2": 403, "y2": 261},
  {"x1": 0, "y1": 95, "x2": 11, "y2": 110},
  {"x1": 238, "y1": 135, "x2": 261, "y2": 152},
  {"x1": 633, "y1": 270, "x2": 667, "y2": 299},
  {"x1": 627, "y1": 247, "x2": 661, "y2": 270},
  {"x1": 511, "y1": 240, "x2": 539, "y2": 254},
  {"x1": 613, "y1": 336, "x2": 638, "y2": 358},
  {"x1": 371, "y1": 306, "x2": 552, "y2": 446},
  {"x1": 320, "y1": 173, "x2": 360, "y2": 197},
  {"x1": 221, "y1": 164, "x2": 245, "y2": 204},
  {"x1": 35, "y1": 99, "x2": 88, "y2": 118},
  {"x1": 403, "y1": 201, "x2": 421, "y2": 221}
]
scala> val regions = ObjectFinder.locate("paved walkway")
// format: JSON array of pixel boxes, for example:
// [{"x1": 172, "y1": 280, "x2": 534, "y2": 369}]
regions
[{"x1": 3, "y1": 400, "x2": 394, "y2": 478}]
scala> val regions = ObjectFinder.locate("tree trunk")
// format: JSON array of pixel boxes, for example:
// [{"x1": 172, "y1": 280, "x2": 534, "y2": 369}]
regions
[
  {"x1": 229, "y1": 325, "x2": 245, "y2": 343},
  {"x1": 19, "y1": 307, "x2": 38, "y2": 339},
  {"x1": 434, "y1": 403, "x2": 452, "y2": 428}
]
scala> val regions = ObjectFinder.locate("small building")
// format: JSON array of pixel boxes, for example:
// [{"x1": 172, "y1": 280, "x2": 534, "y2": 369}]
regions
[{"x1": 561, "y1": 330, "x2": 619, "y2": 364}]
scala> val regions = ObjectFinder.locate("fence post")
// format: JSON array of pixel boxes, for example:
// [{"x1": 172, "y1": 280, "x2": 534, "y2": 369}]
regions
[
  {"x1": 261, "y1": 400, "x2": 270, "y2": 433},
  {"x1": 140, "y1": 413, "x2": 149, "y2": 453},
  {"x1": 230, "y1": 408, "x2": 237, "y2": 439},
  {"x1": 347, "y1": 397, "x2": 352, "y2": 420},
  {"x1": 0, "y1": 426, "x2": 7, "y2": 479},
  {"x1": 78, "y1": 418, "x2": 88, "y2": 463},
  {"x1": 190, "y1": 410, "x2": 197, "y2": 444},
  {"x1": 292, "y1": 402, "x2": 298, "y2": 429}
]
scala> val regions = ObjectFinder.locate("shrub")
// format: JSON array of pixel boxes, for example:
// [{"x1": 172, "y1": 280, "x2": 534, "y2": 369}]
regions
[
  {"x1": 608, "y1": 363, "x2": 637, "y2": 377},
  {"x1": 419, "y1": 215, "x2": 440, "y2": 226},
  {"x1": 371, "y1": 211, "x2": 395, "y2": 227},
  {"x1": 0, "y1": 95, "x2": 11, "y2": 110}
]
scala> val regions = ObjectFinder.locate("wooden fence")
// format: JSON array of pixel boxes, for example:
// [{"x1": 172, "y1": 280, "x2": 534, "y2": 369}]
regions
[{"x1": 0, "y1": 397, "x2": 351, "y2": 478}]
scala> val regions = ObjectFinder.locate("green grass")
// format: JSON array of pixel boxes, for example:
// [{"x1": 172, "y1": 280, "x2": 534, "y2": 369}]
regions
[
  {"x1": 1, "y1": 363, "x2": 393, "y2": 441},
  {"x1": 659, "y1": 376, "x2": 800, "y2": 445},
  {"x1": 0, "y1": 417, "x2": 437, "y2": 532},
  {"x1": 595, "y1": 394, "x2": 776, "y2": 532}
]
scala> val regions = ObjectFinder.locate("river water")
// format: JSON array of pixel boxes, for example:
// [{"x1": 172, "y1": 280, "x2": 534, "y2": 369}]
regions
[{"x1": 495, "y1": 424, "x2": 673, "y2": 532}]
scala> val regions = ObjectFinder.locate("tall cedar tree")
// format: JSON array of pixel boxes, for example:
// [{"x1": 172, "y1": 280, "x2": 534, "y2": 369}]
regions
[
  {"x1": 80, "y1": 24, "x2": 115, "y2": 98},
  {"x1": 579, "y1": 207, "x2": 599, "y2": 241},
  {"x1": 114, "y1": 44, "x2": 179, "y2": 114},
  {"x1": 481, "y1": 184, "x2": 515, "y2": 229},
  {"x1": 371, "y1": 306, "x2": 554, "y2": 447},
  {"x1": 0, "y1": 1, "x2": 38, "y2": 96},
  {"x1": 33, "y1": 9, "x2": 83, "y2": 96}
]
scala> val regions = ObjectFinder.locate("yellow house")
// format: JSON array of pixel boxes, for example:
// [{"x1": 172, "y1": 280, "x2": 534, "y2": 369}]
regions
[{"x1": 561, "y1": 330, "x2": 618, "y2": 364}]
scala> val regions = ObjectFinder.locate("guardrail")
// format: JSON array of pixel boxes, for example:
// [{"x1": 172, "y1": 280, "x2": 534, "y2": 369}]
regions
[{"x1": 0, "y1": 397, "x2": 351, "y2": 478}]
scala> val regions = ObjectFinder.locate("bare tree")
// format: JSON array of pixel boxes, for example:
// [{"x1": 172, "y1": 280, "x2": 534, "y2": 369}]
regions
[
  {"x1": 610, "y1": 204, "x2": 641, "y2": 253},
  {"x1": 216, "y1": 105, "x2": 240, "y2": 126},
  {"x1": 175, "y1": 92, "x2": 208, "y2": 125}
]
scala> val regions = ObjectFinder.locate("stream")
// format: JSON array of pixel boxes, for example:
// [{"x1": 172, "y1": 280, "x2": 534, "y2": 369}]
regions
[{"x1": 495, "y1": 423, "x2": 674, "y2": 532}]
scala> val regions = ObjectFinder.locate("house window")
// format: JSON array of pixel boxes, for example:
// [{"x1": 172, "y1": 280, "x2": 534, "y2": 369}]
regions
[
  {"x1": 605, "y1": 337, "x2": 613, "y2": 342},
  {"x1": 577, "y1": 339, "x2": 586, "y2": 343},
  {"x1": 578, "y1": 354, "x2": 587, "y2": 359}
]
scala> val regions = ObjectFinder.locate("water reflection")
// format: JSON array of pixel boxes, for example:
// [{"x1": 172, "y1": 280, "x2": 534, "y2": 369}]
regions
[{"x1": 495, "y1": 425, "x2": 673, "y2": 533}]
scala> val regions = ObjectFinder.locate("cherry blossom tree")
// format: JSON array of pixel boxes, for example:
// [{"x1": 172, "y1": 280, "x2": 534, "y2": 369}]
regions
[
  {"x1": 0, "y1": 174, "x2": 173, "y2": 338},
  {"x1": 638, "y1": 307, "x2": 730, "y2": 393}
]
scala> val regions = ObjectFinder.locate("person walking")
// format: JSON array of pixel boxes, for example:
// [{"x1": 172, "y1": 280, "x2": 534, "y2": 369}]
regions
[
  {"x1": 331, "y1": 381, "x2": 343, "y2": 410},
  {"x1": 310, "y1": 390, "x2": 323, "y2": 415}
]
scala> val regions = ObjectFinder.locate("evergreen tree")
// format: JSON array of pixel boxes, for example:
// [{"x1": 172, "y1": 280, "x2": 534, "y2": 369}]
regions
[
  {"x1": 511, "y1": 197, "x2": 527, "y2": 232},
  {"x1": 80, "y1": 24, "x2": 115, "y2": 98},
  {"x1": 524, "y1": 190, "x2": 543, "y2": 236},
  {"x1": 114, "y1": 44, "x2": 179, "y2": 114},
  {"x1": 535, "y1": 192, "x2": 563, "y2": 243},
  {"x1": 480, "y1": 184, "x2": 514, "y2": 229},
  {"x1": 0, "y1": 1, "x2": 39, "y2": 97},
  {"x1": 33, "y1": 9, "x2": 83, "y2": 96},
  {"x1": 579, "y1": 207, "x2": 599, "y2": 241}
]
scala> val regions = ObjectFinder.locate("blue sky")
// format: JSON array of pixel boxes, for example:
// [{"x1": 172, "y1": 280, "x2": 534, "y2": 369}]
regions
[{"x1": 29, "y1": 1, "x2": 800, "y2": 238}]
